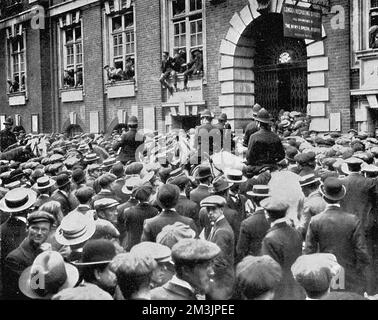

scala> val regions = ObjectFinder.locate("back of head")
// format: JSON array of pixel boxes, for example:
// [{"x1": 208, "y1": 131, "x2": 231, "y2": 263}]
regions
[
  {"x1": 98, "y1": 173, "x2": 116, "y2": 189},
  {"x1": 236, "y1": 255, "x2": 282, "y2": 300},
  {"x1": 157, "y1": 184, "x2": 180, "y2": 209},
  {"x1": 75, "y1": 186, "x2": 95, "y2": 204}
]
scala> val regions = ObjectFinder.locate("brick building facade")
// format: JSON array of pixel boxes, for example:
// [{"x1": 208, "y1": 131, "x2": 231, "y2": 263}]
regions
[{"x1": 0, "y1": 0, "x2": 377, "y2": 135}]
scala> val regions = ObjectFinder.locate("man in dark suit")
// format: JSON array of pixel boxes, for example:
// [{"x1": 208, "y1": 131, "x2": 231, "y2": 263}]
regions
[
  {"x1": 246, "y1": 108, "x2": 285, "y2": 168},
  {"x1": 50, "y1": 173, "x2": 80, "y2": 216},
  {"x1": 304, "y1": 177, "x2": 371, "y2": 295},
  {"x1": 112, "y1": 116, "x2": 145, "y2": 165},
  {"x1": 121, "y1": 184, "x2": 158, "y2": 251},
  {"x1": 261, "y1": 197, "x2": 305, "y2": 300},
  {"x1": 189, "y1": 165, "x2": 212, "y2": 206},
  {"x1": 150, "y1": 239, "x2": 220, "y2": 300},
  {"x1": 91, "y1": 173, "x2": 118, "y2": 205},
  {"x1": 236, "y1": 185, "x2": 271, "y2": 263},
  {"x1": 141, "y1": 184, "x2": 197, "y2": 242},
  {"x1": 193, "y1": 110, "x2": 218, "y2": 162},
  {"x1": 243, "y1": 103, "x2": 262, "y2": 147},
  {"x1": 110, "y1": 162, "x2": 129, "y2": 204},
  {"x1": 3, "y1": 212, "x2": 55, "y2": 299},
  {"x1": 200, "y1": 195, "x2": 235, "y2": 300},
  {"x1": 168, "y1": 173, "x2": 200, "y2": 230}
]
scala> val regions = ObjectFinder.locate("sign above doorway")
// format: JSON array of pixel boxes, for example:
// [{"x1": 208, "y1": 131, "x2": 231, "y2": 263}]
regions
[{"x1": 283, "y1": 4, "x2": 322, "y2": 41}]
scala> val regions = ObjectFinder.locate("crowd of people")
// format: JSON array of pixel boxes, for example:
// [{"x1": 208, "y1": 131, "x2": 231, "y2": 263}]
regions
[{"x1": 1, "y1": 104, "x2": 378, "y2": 301}]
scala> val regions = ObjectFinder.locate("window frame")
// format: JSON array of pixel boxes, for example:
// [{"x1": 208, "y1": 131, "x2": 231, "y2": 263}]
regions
[
  {"x1": 369, "y1": 0, "x2": 378, "y2": 49},
  {"x1": 168, "y1": 0, "x2": 206, "y2": 77},
  {"x1": 106, "y1": 4, "x2": 137, "y2": 84},
  {"x1": 60, "y1": 20, "x2": 84, "y2": 89},
  {"x1": 6, "y1": 24, "x2": 27, "y2": 94}
]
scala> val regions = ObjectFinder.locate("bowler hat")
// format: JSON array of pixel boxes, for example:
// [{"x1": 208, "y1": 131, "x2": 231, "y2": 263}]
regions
[
  {"x1": 253, "y1": 108, "x2": 272, "y2": 124},
  {"x1": 0, "y1": 187, "x2": 37, "y2": 213},
  {"x1": 56, "y1": 173, "x2": 71, "y2": 189},
  {"x1": 128, "y1": 116, "x2": 138, "y2": 125},
  {"x1": 156, "y1": 184, "x2": 180, "y2": 209},
  {"x1": 247, "y1": 185, "x2": 270, "y2": 198},
  {"x1": 55, "y1": 213, "x2": 96, "y2": 246},
  {"x1": 18, "y1": 251, "x2": 79, "y2": 300},
  {"x1": 194, "y1": 165, "x2": 212, "y2": 180},
  {"x1": 74, "y1": 239, "x2": 116, "y2": 266},
  {"x1": 319, "y1": 177, "x2": 346, "y2": 201},
  {"x1": 209, "y1": 176, "x2": 232, "y2": 194},
  {"x1": 171, "y1": 239, "x2": 220, "y2": 264}
]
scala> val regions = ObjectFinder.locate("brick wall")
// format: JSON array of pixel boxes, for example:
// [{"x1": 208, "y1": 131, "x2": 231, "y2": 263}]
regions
[{"x1": 323, "y1": 0, "x2": 351, "y2": 131}]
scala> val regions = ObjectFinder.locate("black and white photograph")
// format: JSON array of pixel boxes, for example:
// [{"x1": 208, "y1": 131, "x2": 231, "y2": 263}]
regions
[{"x1": 1, "y1": 0, "x2": 378, "y2": 308}]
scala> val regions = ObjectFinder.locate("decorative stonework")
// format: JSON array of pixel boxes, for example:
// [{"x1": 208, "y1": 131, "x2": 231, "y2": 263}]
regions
[{"x1": 219, "y1": 0, "x2": 330, "y2": 131}]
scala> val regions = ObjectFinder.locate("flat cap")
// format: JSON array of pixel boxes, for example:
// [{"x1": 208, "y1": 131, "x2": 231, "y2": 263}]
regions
[
  {"x1": 27, "y1": 211, "x2": 55, "y2": 225},
  {"x1": 93, "y1": 198, "x2": 119, "y2": 211},
  {"x1": 260, "y1": 197, "x2": 289, "y2": 213},
  {"x1": 200, "y1": 195, "x2": 226, "y2": 208},
  {"x1": 131, "y1": 242, "x2": 172, "y2": 263},
  {"x1": 172, "y1": 239, "x2": 220, "y2": 263},
  {"x1": 110, "y1": 252, "x2": 157, "y2": 277},
  {"x1": 294, "y1": 151, "x2": 316, "y2": 165},
  {"x1": 125, "y1": 162, "x2": 144, "y2": 176},
  {"x1": 156, "y1": 222, "x2": 196, "y2": 249}
]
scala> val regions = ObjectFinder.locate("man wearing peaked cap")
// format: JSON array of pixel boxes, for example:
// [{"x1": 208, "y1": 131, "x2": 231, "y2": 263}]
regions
[
  {"x1": 131, "y1": 242, "x2": 174, "y2": 289},
  {"x1": 156, "y1": 221, "x2": 196, "y2": 249},
  {"x1": 141, "y1": 184, "x2": 197, "y2": 243},
  {"x1": 260, "y1": 197, "x2": 305, "y2": 300},
  {"x1": 94, "y1": 198, "x2": 119, "y2": 226},
  {"x1": 150, "y1": 239, "x2": 221, "y2": 300},
  {"x1": 53, "y1": 239, "x2": 117, "y2": 300},
  {"x1": 304, "y1": 177, "x2": 371, "y2": 295},
  {"x1": 3, "y1": 210, "x2": 55, "y2": 299},
  {"x1": 200, "y1": 195, "x2": 235, "y2": 300},
  {"x1": 112, "y1": 116, "x2": 145, "y2": 165}
]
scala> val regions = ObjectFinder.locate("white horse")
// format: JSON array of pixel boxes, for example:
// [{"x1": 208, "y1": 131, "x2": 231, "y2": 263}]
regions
[{"x1": 27, "y1": 136, "x2": 49, "y2": 157}]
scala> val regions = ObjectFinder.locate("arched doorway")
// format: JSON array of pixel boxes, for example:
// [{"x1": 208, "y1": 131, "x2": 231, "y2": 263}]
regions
[
  {"x1": 250, "y1": 13, "x2": 308, "y2": 119},
  {"x1": 66, "y1": 124, "x2": 83, "y2": 138}
]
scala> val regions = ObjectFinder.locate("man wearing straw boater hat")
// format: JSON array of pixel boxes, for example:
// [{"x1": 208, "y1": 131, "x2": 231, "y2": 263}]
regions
[
  {"x1": 304, "y1": 177, "x2": 371, "y2": 295},
  {"x1": 296, "y1": 174, "x2": 325, "y2": 240},
  {"x1": 236, "y1": 185, "x2": 271, "y2": 262},
  {"x1": 52, "y1": 239, "x2": 117, "y2": 300},
  {"x1": 32, "y1": 176, "x2": 56, "y2": 210},
  {"x1": 3, "y1": 211, "x2": 55, "y2": 299}
]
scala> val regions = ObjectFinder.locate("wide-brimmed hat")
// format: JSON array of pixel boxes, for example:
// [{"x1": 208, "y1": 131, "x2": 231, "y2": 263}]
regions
[
  {"x1": 253, "y1": 108, "x2": 272, "y2": 124},
  {"x1": 18, "y1": 251, "x2": 79, "y2": 300},
  {"x1": 55, "y1": 213, "x2": 96, "y2": 246},
  {"x1": 33, "y1": 176, "x2": 56, "y2": 190},
  {"x1": 247, "y1": 185, "x2": 270, "y2": 198},
  {"x1": 209, "y1": 176, "x2": 233, "y2": 194},
  {"x1": 74, "y1": 239, "x2": 116, "y2": 266},
  {"x1": 299, "y1": 174, "x2": 321, "y2": 188},
  {"x1": 0, "y1": 187, "x2": 37, "y2": 213},
  {"x1": 224, "y1": 169, "x2": 247, "y2": 184},
  {"x1": 319, "y1": 177, "x2": 346, "y2": 201}
]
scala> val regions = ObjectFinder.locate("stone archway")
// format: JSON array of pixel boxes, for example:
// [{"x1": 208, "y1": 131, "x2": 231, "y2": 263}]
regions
[{"x1": 219, "y1": 0, "x2": 330, "y2": 130}]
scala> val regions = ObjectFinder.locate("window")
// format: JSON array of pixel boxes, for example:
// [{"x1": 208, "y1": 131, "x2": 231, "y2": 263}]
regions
[
  {"x1": 6, "y1": 24, "x2": 26, "y2": 93},
  {"x1": 62, "y1": 23, "x2": 83, "y2": 88},
  {"x1": 107, "y1": 6, "x2": 136, "y2": 82},
  {"x1": 170, "y1": 0, "x2": 204, "y2": 70},
  {"x1": 370, "y1": 0, "x2": 378, "y2": 48}
]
